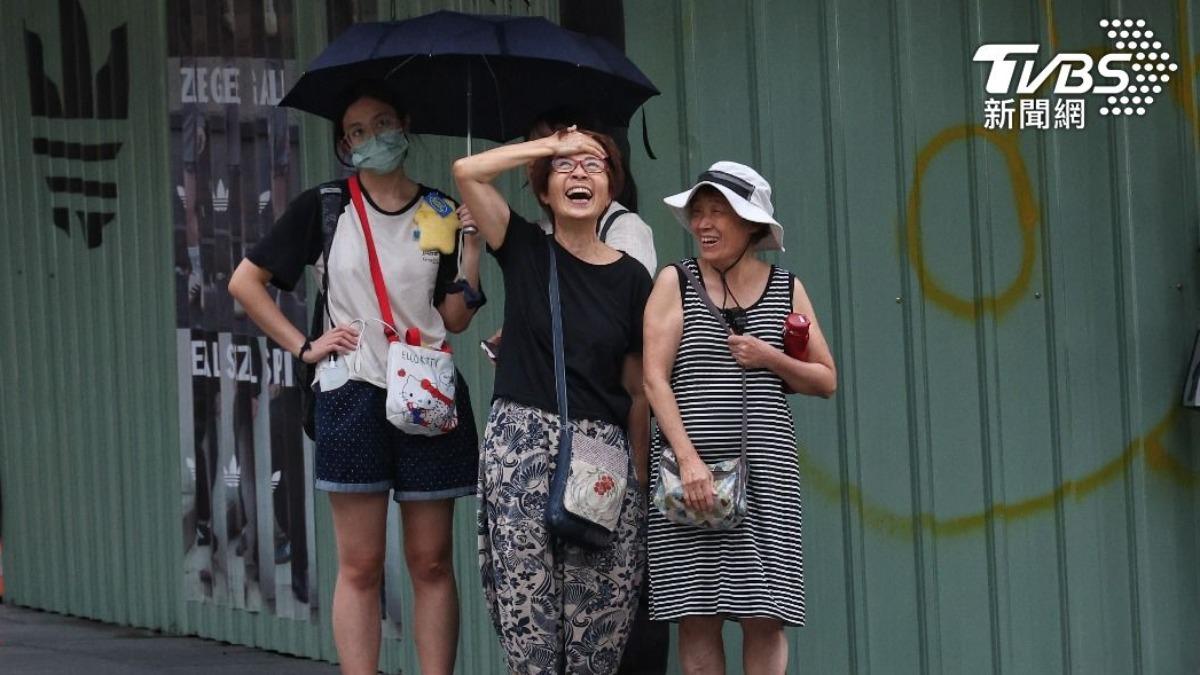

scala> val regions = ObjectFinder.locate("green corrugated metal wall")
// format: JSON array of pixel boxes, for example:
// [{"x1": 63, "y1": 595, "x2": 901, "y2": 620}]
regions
[
  {"x1": 2, "y1": 0, "x2": 180, "y2": 637},
  {"x1": 2, "y1": 1, "x2": 1199, "y2": 673}
]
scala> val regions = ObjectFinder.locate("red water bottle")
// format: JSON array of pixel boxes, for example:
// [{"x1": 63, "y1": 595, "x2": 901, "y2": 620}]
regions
[{"x1": 782, "y1": 313, "x2": 810, "y2": 361}]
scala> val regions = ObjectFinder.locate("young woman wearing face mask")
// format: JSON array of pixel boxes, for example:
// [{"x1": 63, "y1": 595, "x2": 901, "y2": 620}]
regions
[{"x1": 229, "y1": 81, "x2": 483, "y2": 675}]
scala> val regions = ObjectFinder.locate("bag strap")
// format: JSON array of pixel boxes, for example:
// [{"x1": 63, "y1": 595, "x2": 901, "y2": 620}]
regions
[
  {"x1": 348, "y1": 175, "x2": 399, "y2": 343},
  {"x1": 316, "y1": 181, "x2": 345, "y2": 296},
  {"x1": 314, "y1": 180, "x2": 347, "y2": 329},
  {"x1": 546, "y1": 237, "x2": 572, "y2": 447},
  {"x1": 597, "y1": 207, "x2": 629, "y2": 243},
  {"x1": 673, "y1": 261, "x2": 748, "y2": 470}
]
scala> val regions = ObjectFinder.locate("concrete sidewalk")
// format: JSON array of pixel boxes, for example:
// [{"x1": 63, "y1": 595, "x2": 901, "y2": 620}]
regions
[{"x1": 0, "y1": 602, "x2": 338, "y2": 674}]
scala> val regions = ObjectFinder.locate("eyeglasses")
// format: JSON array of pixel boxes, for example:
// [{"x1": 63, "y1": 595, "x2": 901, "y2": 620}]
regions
[
  {"x1": 721, "y1": 307, "x2": 748, "y2": 335},
  {"x1": 345, "y1": 115, "x2": 401, "y2": 145},
  {"x1": 550, "y1": 156, "x2": 607, "y2": 174}
]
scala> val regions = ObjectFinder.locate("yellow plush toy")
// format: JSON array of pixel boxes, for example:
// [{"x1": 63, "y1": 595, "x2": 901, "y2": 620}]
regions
[{"x1": 415, "y1": 192, "x2": 461, "y2": 254}]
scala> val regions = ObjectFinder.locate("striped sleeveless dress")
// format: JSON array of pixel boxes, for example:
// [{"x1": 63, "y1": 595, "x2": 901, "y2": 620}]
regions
[{"x1": 647, "y1": 258, "x2": 806, "y2": 626}]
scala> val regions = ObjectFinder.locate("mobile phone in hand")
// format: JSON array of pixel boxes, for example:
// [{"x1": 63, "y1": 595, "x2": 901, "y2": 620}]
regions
[{"x1": 480, "y1": 339, "x2": 500, "y2": 362}]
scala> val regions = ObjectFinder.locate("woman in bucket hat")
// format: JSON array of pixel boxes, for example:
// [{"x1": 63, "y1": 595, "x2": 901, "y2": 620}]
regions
[{"x1": 642, "y1": 161, "x2": 837, "y2": 673}]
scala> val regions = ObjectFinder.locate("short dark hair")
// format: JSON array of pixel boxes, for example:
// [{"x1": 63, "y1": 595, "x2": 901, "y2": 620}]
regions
[
  {"x1": 528, "y1": 128, "x2": 625, "y2": 217},
  {"x1": 331, "y1": 80, "x2": 408, "y2": 163}
]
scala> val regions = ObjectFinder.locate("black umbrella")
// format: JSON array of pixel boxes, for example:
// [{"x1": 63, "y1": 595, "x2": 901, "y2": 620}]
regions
[{"x1": 279, "y1": 10, "x2": 659, "y2": 148}]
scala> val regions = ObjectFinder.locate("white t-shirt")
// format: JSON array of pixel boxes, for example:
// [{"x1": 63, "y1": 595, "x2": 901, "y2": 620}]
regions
[
  {"x1": 314, "y1": 189, "x2": 450, "y2": 388},
  {"x1": 537, "y1": 200, "x2": 658, "y2": 275}
]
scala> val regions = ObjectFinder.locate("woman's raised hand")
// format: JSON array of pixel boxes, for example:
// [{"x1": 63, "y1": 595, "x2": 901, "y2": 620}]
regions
[
  {"x1": 457, "y1": 204, "x2": 482, "y2": 251},
  {"x1": 542, "y1": 125, "x2": 607, "y2": 159},
  {"x1": 302, "y1": 324, "x2": 360, "y2": 364}
]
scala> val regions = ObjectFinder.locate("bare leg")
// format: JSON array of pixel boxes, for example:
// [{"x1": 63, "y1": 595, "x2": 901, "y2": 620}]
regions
[
  {"x1": 679, "y1": 615, "x2": 725, "y2": 675},
  {"x1": 401, "y1": 499, "x2": 459, "y2": 675},
  {"x1": 329, "y1": 492, "x2": 389, "y2": 675},
  {"x1": 741, "y1": 618, "x2": 787, "y2": 675}
]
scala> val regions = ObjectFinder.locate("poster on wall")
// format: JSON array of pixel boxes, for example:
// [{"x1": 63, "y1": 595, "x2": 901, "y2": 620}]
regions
[{"x1": 168, "y1": 0, "x2": 315, "y2": 620}]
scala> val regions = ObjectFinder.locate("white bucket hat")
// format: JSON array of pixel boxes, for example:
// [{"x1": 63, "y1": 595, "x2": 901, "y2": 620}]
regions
[{"x1": 663, "y1": 161, "x2": 785, "y2": 251}]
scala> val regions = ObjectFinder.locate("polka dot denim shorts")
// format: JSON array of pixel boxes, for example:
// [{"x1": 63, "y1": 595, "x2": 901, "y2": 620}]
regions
[{"x1": 314, "y1": 375, "x2": 479, "y2": 501}]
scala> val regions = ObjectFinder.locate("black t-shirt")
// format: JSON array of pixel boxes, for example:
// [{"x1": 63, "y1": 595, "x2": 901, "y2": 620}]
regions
[
  {"x1": 491, "y1": 211, "x2": 652, "y2": 427},
  {"x1": 246, "y1": 180, "x2": 458, "y2": 305}
]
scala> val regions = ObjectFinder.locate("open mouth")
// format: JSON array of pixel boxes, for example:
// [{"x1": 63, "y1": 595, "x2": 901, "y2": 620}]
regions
[
  {"x1": 565, "y1": 186, "x2": 593, "y2": 205},
  {"x1": 699, "y1": 234, "x2": 720, "y2": 248}
]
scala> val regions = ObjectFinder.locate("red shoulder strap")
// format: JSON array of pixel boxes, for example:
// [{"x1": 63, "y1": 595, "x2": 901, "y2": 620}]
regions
[{"x1": 348, "y1": 176, "x2": 399, "y2": 342}]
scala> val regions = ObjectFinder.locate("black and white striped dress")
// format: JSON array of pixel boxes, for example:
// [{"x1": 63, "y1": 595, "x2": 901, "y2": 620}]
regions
[{"x1": 647, "y1": 259, "x2": 806, "y2": 626}]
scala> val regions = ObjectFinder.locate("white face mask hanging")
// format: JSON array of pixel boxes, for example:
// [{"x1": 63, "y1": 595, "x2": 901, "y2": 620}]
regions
[
  {"x1": 318, "y1": 353, "x2": 351, "y2": 392},
  {"x1": 317, "y1": 319, "x2": 365, "y2": 393}
]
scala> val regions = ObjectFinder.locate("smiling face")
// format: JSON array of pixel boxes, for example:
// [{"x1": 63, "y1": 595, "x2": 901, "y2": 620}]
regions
[
  {"x1": 688, "y1": 186, "x2": 761, "y2": 264},
  {"x1": 539, "y1": 153, "x2": 612, "y2": 222}
]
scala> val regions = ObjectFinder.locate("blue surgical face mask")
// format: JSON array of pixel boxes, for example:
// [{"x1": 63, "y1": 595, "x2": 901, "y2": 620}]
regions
[{"x1": 350, "y1": 129, "x2": 409, "y2": 174}]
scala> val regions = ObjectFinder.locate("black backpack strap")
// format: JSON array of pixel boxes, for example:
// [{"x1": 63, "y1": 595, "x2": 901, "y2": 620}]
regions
[
  {"x1": 314, "y1": 179, "x2": 348, "y2": 329},
  {"x1": 597, "y1": 208, "x2": 629, "y2": 243}
]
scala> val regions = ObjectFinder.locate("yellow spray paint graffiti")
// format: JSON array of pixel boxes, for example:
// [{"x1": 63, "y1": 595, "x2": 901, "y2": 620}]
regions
[
  {"x1": 797, "y1": 407, "x2": 1191, "y2": 540},
  {"x1": 905, "y1": 0, "x2": 1198, "y2": 320},
  {"x1": 1169, "y1": 0, "x2": 1200, "y2": 139},
  {"x1": 905, "y1": 125, "x2": 1039, "y2": 320}
]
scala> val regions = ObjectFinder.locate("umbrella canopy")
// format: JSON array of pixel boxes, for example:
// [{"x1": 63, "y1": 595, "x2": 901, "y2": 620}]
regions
[{"x1": 279, "y1": 10, "x2": 659, "y2": 142}]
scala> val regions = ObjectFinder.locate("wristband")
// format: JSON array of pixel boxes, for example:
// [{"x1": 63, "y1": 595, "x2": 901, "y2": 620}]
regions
[
  {"x1": 446, "y1": 280, "x2": 488, "y2": 310},
  {"x1": 297, "y1": 339, "x2": 312, "y2": 361},
  {"x1": 463, "y1": 284, "x2": 488, "y2": 310}
]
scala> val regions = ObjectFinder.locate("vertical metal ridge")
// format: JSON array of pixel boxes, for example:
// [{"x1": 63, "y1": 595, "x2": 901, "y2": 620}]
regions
[
  {"x1": 53, "y1": 0, "x2": 91, "y2": 619},
  {"x1": 154, "y1": 2, "x2": 185, "y2": 632},
  {"x1": 961, "y1": 0, "x2": 1003, "y2": 672},
  {"x1": 1029, "y1": 10, "x2": 1073, "y2": 673},
  {"x1": 138, "y1": 0, "x2": 176, "y2": 631},
  {"x1": 815, "y1": 0, "x2": 862, "y2": 670},
  {"x1": 1107, "y1": 64, "x2": 1144, "y2": 675},
  {"x1": 885, "y1": 0, "x2": 932, "y2": 670},
  {"x1": 0, "y1": 27, "x2": 33, "y2": 611},
  {"x1": 744, "y1": 0, "x2": 764, "y2": 170},
  {"x1": 94, "y1": 18, "x2": 123, "y2": 613},
  {"x1": 34, "y1": 60, "x2": 72, "y2": 611},
  {"x1": 1027, "y1": 3, "x2": 1073, "y2": 672},
  {"x1": 60, "y1": 0, "x2": 93, "y2": 618},
  {"x1": 672, "y1": 0, "x2": 697, "y2": 261},
  {"x1": 675, "y1": 0, "x2": 698, "y2": 187}
]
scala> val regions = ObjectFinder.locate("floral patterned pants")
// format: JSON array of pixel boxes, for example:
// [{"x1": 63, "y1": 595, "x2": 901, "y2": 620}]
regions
[{"x1": 478, "y1": 399, "x2": 646, "y2": 674}]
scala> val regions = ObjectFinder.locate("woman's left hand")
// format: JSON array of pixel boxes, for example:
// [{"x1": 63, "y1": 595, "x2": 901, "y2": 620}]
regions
[
  {"x1": 458, "y1": 204, "x2": 480, "y2": 237},
  {"x1": 458, "y1": 205, "x2": 482, "y2": 254},
  {"x1": 727, "y1": 334, "x2": 778, "y2": 369}
]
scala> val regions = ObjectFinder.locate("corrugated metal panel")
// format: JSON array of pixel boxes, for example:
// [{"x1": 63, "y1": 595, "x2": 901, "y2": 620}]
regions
[
  {"x1": 3, "y1": 1, "x2": 1199, "y2": 674},
  {"x1": 625, "y1": 1, "x2": 1200, "y2": 673},
  {"x1": 1, "y1": 0, "x2": 181, "y2": 637},
  {"x1": 0, "y1": 1, "x2": 546, "y2": 672}
]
